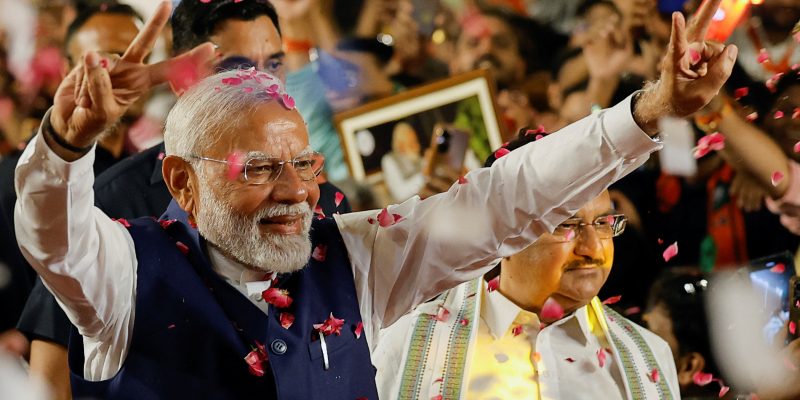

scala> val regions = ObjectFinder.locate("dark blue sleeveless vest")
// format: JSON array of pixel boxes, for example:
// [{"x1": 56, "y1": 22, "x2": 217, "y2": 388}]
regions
[{"x1": 68, "y1": 203, "x2": 378, "y2": 399}]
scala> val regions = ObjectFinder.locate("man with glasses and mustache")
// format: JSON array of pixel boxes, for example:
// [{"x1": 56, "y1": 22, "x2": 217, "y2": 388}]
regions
[
  {"x1": 13, "y1": 0, "x2": 736, "y2": 397},
  {"x1": 374, "y1": 132, "x2": 679, "y2": 400}
]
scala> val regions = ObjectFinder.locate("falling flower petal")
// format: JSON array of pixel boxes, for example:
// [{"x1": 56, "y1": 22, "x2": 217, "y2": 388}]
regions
[
  {"x1": 597, "y1": 348, "x2": 607, "y2": 368},
  {"x1": 734, "y1": 87, "x2": 749, "y2": 99},
  {"x1": 772, "y1": 171, "x2": 785, "y2": 186},
  {"x1": 312, "y1": 245, "x2": 327, "y2": 262},
  {"x1": 602, "y1": 295, "x2": 622, "y2": 305},
  {"x1": 262, "y1": 288, "x2": 293, "y2": 308},
  {"x1": 770, "y1": 263, "x2": 786, "y2": 274},
  {"x1": 434, "y1": 306, "x2": 451, "y2": 322},
  {"x1": 624, "y1": 306, "x2": 641, "y2": 316},
  {"x1": 334, "y1": 192, "x2": 345, "y2": 207},
  {"x1": 314, "y1": 313, "x2": 345, "y2": 336},
  {"x1": 775, "y1": 110, "x2": 785, "y2": 119},
  {"x1": 746, "y1": 112, "x2": 759, "y2": 122},
  {"x1": 354, "y1": 321, "x2": 363, "y2": 339},
  {"x1": 693, "y1": 132, "x2": 726, "y2": 159},
  {"x1": 159, "y1": 219, "x2": 177, "y2": 229},
  {"x1": 757, "y1": 48, "x2": 769, "y2": 64},
  {"x1": 541, "y1": 297, "x2": 565, "y2": 320},
  {"x1": 663, "y1": 242, "x2": 679, "y2": 262},
  {"x1": 565, "y1": 357, "x2": 575, "y2": 363},
  {"x1": 167, "y1": 58, "x2": 203, "y2": 94},
  {"x1": 314, "y1": 205, "x2": 325, "y2": 219},
  {"x1": 719, "y1": 386, "x2": 730, "y2": 397},
  {"x1": 487, "y1": 276, "x2": 499, "y2": 292},
  {"x1": 649, "y1": 368, "x2": 660, "y2": 383},
  {"x1": 790, "y1": 321, "x2": 797, "y2": 335},
  {"x1": 157, "y1": 151, "x2": 166, "y2": 160},
  {"x1": 494, "y1": 148, "x2": 510, "y2": 159},
  {"x1": 511, "y1": 325, "x2": 523, "y2": 337},
  {"x1": 176, "y1": 241, "x2": 189, "y2": 255},
  {"x1": 794, "y1": 142, "x2": 800, "y2": 154},
  {"x1": 225, "y1": 152, "x2": 244, "y2": 181},
  {"x1": 458, "y1": 176, "x2": 468, "y2": 184},
  {"x1": 280, "y1": 312, "x2": 295, "y2": 329},
  {"x1": 693, "y1": 371, "x2": 714, "y2": 386},
  {"x1": 200, "y1": 0, "x2": 211, "y2": 3},
  {"x1": 167, "y1": 323, "x2": 176, "y2": 329}
]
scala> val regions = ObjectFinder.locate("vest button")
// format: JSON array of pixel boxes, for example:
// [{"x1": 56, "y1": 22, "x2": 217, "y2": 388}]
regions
[{"x1": 271, "y1": 339, "x2": 288, "y2": 355}]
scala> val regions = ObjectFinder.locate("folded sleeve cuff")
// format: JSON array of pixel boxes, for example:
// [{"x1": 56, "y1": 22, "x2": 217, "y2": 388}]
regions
[
  {"x1": 26, "y1": 110, "x2": 96, "y2": 183},
  {"x1": 601, "y1": 93, "x2": 662, "y2": 159}
]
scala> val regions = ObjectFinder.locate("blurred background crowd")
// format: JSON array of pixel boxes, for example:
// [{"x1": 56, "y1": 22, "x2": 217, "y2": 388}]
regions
[{"x1": 0, "y1": 0, "x2": 799, "y2": 399}]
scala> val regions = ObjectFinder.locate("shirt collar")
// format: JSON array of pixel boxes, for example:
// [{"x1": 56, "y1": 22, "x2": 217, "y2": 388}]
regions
[{"x1": 206, "y1": 244, "x2": 275, "y2": 297}]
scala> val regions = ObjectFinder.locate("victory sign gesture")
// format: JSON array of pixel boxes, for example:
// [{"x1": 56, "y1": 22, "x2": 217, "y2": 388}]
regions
[
  {"x1": 48, "y1": 1, "x2": 214, "y2": 161},
  {"x1": 633, "y1": 0, "x2": 738, "y2": 135}
]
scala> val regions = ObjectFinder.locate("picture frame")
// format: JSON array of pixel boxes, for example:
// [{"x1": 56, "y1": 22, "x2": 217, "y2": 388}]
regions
[{"x1": 334, "y1": 69, "x2": 504, "y2": 205}]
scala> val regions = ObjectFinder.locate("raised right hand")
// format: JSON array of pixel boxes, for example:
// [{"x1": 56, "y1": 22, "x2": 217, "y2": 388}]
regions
[{"x1": 50, "y1": 1, "x2": 214, "y2": 152}]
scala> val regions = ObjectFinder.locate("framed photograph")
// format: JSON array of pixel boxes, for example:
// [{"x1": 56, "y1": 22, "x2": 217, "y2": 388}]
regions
[{"x1": 334, "y1": 69, "x2": 504, "y2": 205}]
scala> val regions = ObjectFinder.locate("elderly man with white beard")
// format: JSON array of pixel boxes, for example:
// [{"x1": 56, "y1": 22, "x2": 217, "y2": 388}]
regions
[{"x1": 13, "y1": 1, "x2": 737, "y2": 398}]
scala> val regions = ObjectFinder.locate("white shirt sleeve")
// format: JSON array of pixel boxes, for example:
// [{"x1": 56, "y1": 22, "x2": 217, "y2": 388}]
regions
[
  {"x1": 14, "y1": 117, "x2": 137, "y2": 380},
  {"x1": 336, "y1": 95, "x2": 661, "y2": 345}
]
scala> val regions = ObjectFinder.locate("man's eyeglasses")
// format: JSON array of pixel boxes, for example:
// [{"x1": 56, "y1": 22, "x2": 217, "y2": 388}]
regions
[
  {"x1": 551, "y1": 214, "x2": 627, "y2": 242},
  {"x1": 189, "y1": 152, "x2": 325, "y2": 185}
]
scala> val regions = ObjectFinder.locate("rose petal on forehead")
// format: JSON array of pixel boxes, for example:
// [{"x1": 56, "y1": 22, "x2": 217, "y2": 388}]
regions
[
  {"x1": 334, "y1": 191, "x2": 345, "y2": 207},
  {"x1": 541, "y1": 297, "x2": 565, "y2": 320},
  {"x1": 280, "y1": 312, "x2": 294, "y2": 329},
  {"x1": 757, "y1": 48, "x2": 769, "y2": 64},
  {"x1": 771, "y1": 171, "x2": 785, "y2": 186},
  {"x1": 312, "y1": 245, "x2": 327, "y2": 262},
  {"x1": 354, "y1": 321, "x2": 363, "y2": 339},
  {"x1": 225, "y1": 152, "x2": 244, "y2": 181},
  {"x1": 734, "y1": 87, "x2": 749, "y2": 99},
  {"x1": 487, "y1": 276, "x2": 499, "y2": 292},
  {"x1": 692, "y1": 371, "x2": 714, "y2": 386},
  {"x1": 663, "y1": 242, "x2": 679, "y2": 262},
  {"x1": 769, "y1": 263, "x2": 785, "y2": 274},
  {"x1": 602, "y1": 295, "x2": 622, "y2": 305}
]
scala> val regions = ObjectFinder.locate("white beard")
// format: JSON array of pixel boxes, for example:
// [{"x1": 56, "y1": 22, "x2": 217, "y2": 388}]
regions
[{"x1": 196, "y1": 184, "x2": 313, "y2": 274}]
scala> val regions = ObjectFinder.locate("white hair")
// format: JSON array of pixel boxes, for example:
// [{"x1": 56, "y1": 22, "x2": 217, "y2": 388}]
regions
[{"x1": 163, "y1": 69, "x2": 290, "y2": 157}]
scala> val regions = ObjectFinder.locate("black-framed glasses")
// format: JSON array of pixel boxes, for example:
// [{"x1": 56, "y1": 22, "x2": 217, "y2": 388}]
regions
[
  {"x1": 189, "y1": 152, "x2": 325, "y2": 185},
  {"x1": 551, "y1": 214, "x2": 627, "y2": 242}
]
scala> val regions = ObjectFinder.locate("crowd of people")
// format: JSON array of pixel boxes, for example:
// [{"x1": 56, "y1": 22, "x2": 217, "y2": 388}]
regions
[{"x1": 0, "y1": 0, "x2": 799, "y2": 399}]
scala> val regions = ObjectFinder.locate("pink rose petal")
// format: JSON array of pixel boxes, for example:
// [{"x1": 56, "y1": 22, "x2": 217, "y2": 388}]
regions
[
  {"x1": 113, "y1": 218, "x2": 131, "y2": 228},
  {"x1": 689, "y1": 49, "x2": 701, "y2": 64},
  {"x1": 770, "y1": 263, "x2": 786, "y2": 274},
  {"x1": 772, "y1": 171, "x2": 785, "y2": 186},
  {"x1": 494, "y1": 148, "x2": 510, "y2": 159},
  {"x1": 334, "y1": 192, "x2": 344, "y2": 207},
  {"x1": 376, "y1": 208, "x2": 402, "y2": 227},
  {"x1": 541, "y1": 297, "x2": 565, "y2": 320},
  {"x1": 314, "y1": 205, "x2": 325, "y2": 219},
  {"x1": 663, "y1": 242, "x2": 679, "y2": 262},
  {"x1": 602, "y1": 295, "x2": 622, "y2": 305},
  {"x1": 312, "y1": 245, "x2": 327, "y2": 262},
  {"x1": 487, "y1": 276, "x2": 499, "y2": 292},
  {"x1": 624, "y1": 306, "x2": 641, "y2": 316},
  {"x1": 693, "y1": 371, "x2": 714, "y2": 386},
  {"x1": 511, "y1": 325, "x2": 523, "y2": 337},
  {"x1": 794, "y1": 142, "x2": 800, "y2": 153},
  {"x1": 564, "y1": 229, "x2": 576, "y2": 241},
  {"x1": 775, "y1": 110, "x2": 785, "y2": 119},
  {"x1": 649, "y1": 368, "x2": 660, "y2": 383},
  {"x1": 314, "y1": 313, "x2": 345, "y2": 336},
  {"x1": 719, "y1": 386, "x2": 730, "y2": 397},
  {"x1": 693, "y1": 132, "x2": 726, "y2": 159},
  {"x1": 597, "y1": 348, "x2": 607, "y2": 368},
  {"x1": 225, "y1": 152, "x2": 244, "y2": 181},
  {"x1": 459, "y1": 318, "x2": 469, "y2": 326},
  {"x1": 458, "y1": 176, "x2": 468, "y2": 184},
  {"x1": 176, "y1": 241, "x2": 189, "y2": 255},
  {"x1": 431, "y1": 396, "x2": 443, "y2": 400},
  {"x1": 280, "y1": 312, "x2": 295, "y2": 329},
  {"x1": 221, "y1": 77, "x2": 242, "y2": 86},
  {"x1": 159, "y1": 219, "x2": 177, "y2": 229},
  {"x1": 281, "y1": 94, "x2": 296, "y2": 110},
  {"x1": 793, "y1": 108, "x2": 800, "y2": 120},
  {"x1": 354, "y1": 321, "x2": 363, "y2": 339},
  {"x1": 746, "y1": 112, "x2": 759, "y2": 122},
  {"x1": 790, "y1": 321, "x2": 797, "y2": 335},
  {"x1": 734, "y1": 87, "x2": 749, "y2": 99}
]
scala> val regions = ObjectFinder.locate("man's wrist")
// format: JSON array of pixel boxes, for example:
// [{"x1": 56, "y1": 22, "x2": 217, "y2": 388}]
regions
[
  {"x1": 632, "y1": 85, "x2": 667, "y2": 137},
  {"x1": 44, "y1": 113, "x2": 94, "y2": 160}
]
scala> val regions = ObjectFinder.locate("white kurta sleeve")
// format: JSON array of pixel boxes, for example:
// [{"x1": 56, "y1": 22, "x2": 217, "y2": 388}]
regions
[
  {"x1": 14, "y1": 115, "x2": 137, "y2": 380},
  {"x1": 336, "y1": 95, "x2": 661, "y2": 342}
]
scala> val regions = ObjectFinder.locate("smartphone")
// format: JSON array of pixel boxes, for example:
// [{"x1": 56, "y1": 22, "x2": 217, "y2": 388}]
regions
[
  {"x1": 705, "y1": 0, "x2": 752, "y2": 43},
  {"x1": 744, "y1": 252, "x2": 796, "y2": 346},
  {"x1": 790, "y1": 276, "x2": 800, "y2": 342},
  {"x1": 426, "y1": 124, "x2": 469, "y2": 175}
]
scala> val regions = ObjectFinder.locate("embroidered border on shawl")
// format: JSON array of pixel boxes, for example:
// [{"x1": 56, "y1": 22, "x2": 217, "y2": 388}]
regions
[
  {"x1": 439, "y1": 278, "x2": 480, "y2": 399},
  {"x1": 398, "y1": 310, "x2": 439, "y2": 399},
  {"x1": 605, "y1": 307, "x2": 674, "y2": 400}
]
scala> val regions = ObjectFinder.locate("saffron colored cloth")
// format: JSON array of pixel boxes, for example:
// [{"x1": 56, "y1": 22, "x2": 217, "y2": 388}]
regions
[{"x1": 14, "y1": 96, "x2": 658, "y2": 380}]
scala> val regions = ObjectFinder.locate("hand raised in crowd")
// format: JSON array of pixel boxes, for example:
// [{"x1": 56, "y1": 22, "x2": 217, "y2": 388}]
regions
[
  {"x1": 582, "y1": 22, "x2": 632, "y2": 81},
  {"x1": 633, "y1": 0, "x2": 737, "y2": 135},
  {"x1": 48, "y1": 1, "x2": 214, "y2": 161}
]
